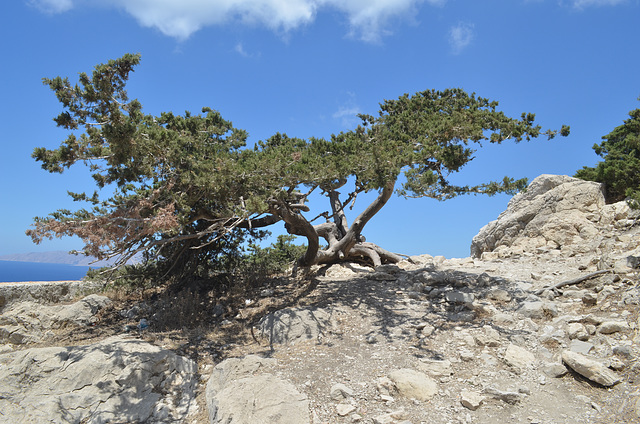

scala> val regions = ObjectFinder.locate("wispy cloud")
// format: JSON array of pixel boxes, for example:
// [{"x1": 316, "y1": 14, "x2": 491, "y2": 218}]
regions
[
  {"x1": 28, "y1": 0, "x2": 446, "y2": 43},
  {"x1": 333, "y1": 92, "x2": 362, "y2": 127},
  {"x1": 570, "y1": 0, "x2": 627, "y2": 8},
  {"x1": 448, "y1": 22, "x2": 474, "y2": 55},
  {"x1": 234, "y1": 42, "x2": 254, "y2": 58},
  {"x1": 28, "y1": 0, "x2": 73, "y2": 14},
  {"x1": 330, "y1": 0, "x2": 447, "y2": 43}
]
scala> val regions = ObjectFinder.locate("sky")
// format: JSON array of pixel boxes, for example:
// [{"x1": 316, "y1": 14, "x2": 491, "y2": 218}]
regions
[{"x1": 1, "y1": 0, "x2": 639, "y2": 260}]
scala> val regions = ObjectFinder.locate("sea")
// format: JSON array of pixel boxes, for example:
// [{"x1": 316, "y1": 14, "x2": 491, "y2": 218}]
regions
[{"x1": 0, "y1": 261, "x2": 91, "y2": 283}]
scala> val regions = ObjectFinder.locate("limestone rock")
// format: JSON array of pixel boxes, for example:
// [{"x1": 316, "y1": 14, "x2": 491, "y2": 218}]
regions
[
  {"x1": 0, "y1": 294, "x2": 111, "y2": 344},
  {"x1": 460, "y1": 390, "x2": 485, "y2": 410},
  {"x1": 598, "y1": 320, "x2": 630, "y2": 334},
  {"x1": 504, "y1": 344, "x2": 536, "y2": 372},
  {"x1": 330, "y1": 383, "x2": 355, "y2": 400},
  {"x1": 388, "y1": 368, "x2": 438, "y2": 401},
  {"x1": 418, "y1": 358, "x2": 453, "y2": 377},
  {"x1": 206, "y1": 355, "x2": 310, "y2": 424},
  {"x1": 569, "y1": 339, "x2": 594, "y2": 355},
  {"x1": 336, "y1": 403, "x2": 356, "y2": 416},
  {"x1": 518, "y1": 301, "x2": 558, "y2": 319},
  {"x1": 543, "y1": 362, "x2": 568, "y2": 378},
  {"x1": 471, "y1": 174, "x2": 606, "y2": 257},
  {"x1": 0, "y1": 335, "x2": 197, "y2": 424},
  {"x1": 445, "y1": 291, "x2": 475, "y2": 304},
  {"x1": 0, "y1": 280, "x2": 103, "y2": 310},
  {"x1": 561, "y1": 350, "x2": 621, "y2": 387},
  {"x1": 258, "y1": 306, "x2": 335, "y2": 345},
  {"x1": 484, "y1": 387, "x2": 523, "y2": 404},
  {"x1": 566, "y1": 322, "x2": 589, "y2": 341}
]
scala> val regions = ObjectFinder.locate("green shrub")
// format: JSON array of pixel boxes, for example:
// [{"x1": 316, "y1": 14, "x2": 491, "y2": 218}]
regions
[{"x1": 87, "y1": 233, "x2": 306, "y2": 292}]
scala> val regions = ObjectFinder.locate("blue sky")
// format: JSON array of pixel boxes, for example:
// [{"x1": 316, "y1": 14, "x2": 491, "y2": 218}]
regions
[{"x1": 1, "y1": 0, "x2": 639, "y2": 259}]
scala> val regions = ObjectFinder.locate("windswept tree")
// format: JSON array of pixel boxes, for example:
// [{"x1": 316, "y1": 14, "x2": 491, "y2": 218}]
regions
[
  {"x1": 28, "y1": 54, "x2": 569, "y2": 277},
  {"x1": 575, "y1": 98, "x2": 640, "y2": 208}
]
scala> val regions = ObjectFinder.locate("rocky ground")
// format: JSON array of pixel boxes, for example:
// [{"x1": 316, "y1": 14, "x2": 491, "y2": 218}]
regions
[{"x1": 1, "y1": 174, "x2": 639, "y2": 424}]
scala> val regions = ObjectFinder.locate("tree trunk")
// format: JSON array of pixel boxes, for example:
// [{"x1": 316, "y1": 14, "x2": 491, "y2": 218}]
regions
[{"x1": 273, "y1": 179, "x2": 402, "y2": 268}]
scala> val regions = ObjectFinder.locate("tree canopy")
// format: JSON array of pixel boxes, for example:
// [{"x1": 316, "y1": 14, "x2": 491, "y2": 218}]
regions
[
  {"x1": 28, "y1": 54, "x2": 569, "y2": 278},
  {"x1": 575, "y1": 98, "x2": 640, "y2": 208}
]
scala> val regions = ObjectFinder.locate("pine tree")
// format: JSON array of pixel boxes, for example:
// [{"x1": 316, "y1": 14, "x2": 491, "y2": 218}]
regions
[
  {"x1": 28, "y1": 54, "x2": 569, "y2": 276},
  {"x1": 575, "y1": 99, "x2": 640, "y2": 208}
]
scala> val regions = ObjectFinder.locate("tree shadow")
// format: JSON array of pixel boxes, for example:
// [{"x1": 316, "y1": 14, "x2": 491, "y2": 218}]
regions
[{"x1": 245, "y1": 262, "x2": 533, "y2": 361}]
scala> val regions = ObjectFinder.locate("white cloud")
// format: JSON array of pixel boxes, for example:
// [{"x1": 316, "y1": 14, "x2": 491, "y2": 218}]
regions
[
  {"x1": 571, "y1": 0, "x2": 627, "y2": 7},
  {"x1": 235, "y1": 42, "x2": 249, "y2": 57},
  {"x1": 333, "y1": 92, "x2": 362, "y2": 127},
  {"x1": 29, "y1": 0, "x2": 445, "y2": 42},
  {"x1": 234, "y1": 42, "x2": 260, "y2": 58},
  {"x1": 448, "y1": 22, "x2": 474, "y2": 54},
  {"x1": 325, "y1": 0, "x2": 446, "y2": 43},
  {"x1": 29, "y1": 0, "x2": 74, "y2": 14}
]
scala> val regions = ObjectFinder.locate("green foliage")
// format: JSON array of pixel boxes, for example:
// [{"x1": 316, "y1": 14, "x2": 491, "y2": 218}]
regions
[
  {"x1": 86, "y1": 233, "x2": 305, "y2": 291},
  {"x1": 575, "y1": 100, "x2": 640, "y2": 207},
  {"x1": 242, "y1": 235, "x2": 308, "y2": 276},
  {"x1": 29, "y1": 54, "x2": 569, "y2": 278}
]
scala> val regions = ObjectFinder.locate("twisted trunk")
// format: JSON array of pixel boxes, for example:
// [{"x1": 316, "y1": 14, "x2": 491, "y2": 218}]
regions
[{"x1": 272, "y1": 179, "x2": 403, "y2": 268}]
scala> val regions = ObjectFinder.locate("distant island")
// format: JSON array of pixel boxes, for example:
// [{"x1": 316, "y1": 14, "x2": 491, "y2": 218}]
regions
[{"x1": 0, "y1": 251, "x2": 122, "y2": 267}]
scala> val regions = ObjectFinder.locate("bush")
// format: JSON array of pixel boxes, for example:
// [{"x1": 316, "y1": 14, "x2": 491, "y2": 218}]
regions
[{"x1": 87, "y1": 234, "x2": 306, "y2": 293}]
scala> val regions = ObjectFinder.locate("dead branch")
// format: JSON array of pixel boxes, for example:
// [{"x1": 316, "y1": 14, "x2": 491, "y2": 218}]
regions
[{"x1": 533, "y1": 270, "x2": 613, "y2": 295}]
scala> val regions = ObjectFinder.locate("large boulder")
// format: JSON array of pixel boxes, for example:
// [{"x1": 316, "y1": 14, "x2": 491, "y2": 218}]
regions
[
  {"x1": 0, "y1": 335, "x2": 198, "y2": 423},
  {"x1": 0, "y1": 280, "x2": 103, "y2": 311},
  {"x1": 206, "y1": 355, "x2": 310, "y2": 424},
  {"x1": 0, "y1": 294, "x2": 111, "y2": 344},
  {"x1": 471, "y1": 174, "x2": 607, "y2": 258}
]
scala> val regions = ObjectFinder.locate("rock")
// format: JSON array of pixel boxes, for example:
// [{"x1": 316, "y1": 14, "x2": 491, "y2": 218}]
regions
[
  {"x1": 371, "y1": 271, "x2": 397, "y2": 281},
  {"x1": 206, "y1": 355, "x2": 310, "y2": 424},
  {"x1": 376, "y1": 376, "x2": 397, "y2": 396},
  {"x1": 373, "y1": 410, "x2": 407, "y2": 424},
  {"x1": 418, "y1": 359, "x2": 452, "y2": 377},
  {"x1": 582, "y1": 292, "x2": 598, "y2": 306},
  {"x1": 626, "y1": 255, "x2": 640, "y2": 269},
  {"x1": 460, "y1": 390, "x2": 484, "y2": 410},
  {"x1": 257, "y1": 306, "x2": 335, "y2": 345},
  {"x1": 471, "y1": 175, "x2": 606, "y2": 258},
  {"x1": 543, "y1": 362, "x2": 568, "y2": 378},
  {"x1": 518, "y1": 301, "x2": 558, "y2": 319},
  {"x1": 504, "y1": 344, "x2": 536, "y2": 372},
  {"x1": 484, "y1": 386, "x2": 523, "y2": 404},
  {"x1": 569, "y1": 339, "x2": 594, "y2": 355},
  {"x1": 487, "y1": 288, "x2": 512, "y2": 303},
  {"x1": 566, "y1": 322, "x2": 590, "y2": 341},
  {"x1": 0, "y1": 280, "x2": 103, "y2": 310},
  {"x1": 420, "y1": 323, "x2": 435, "y2": 337},
  {"x1": 613, "y1": 344, "x2": 633, "y2": 358},
  {"x1": 0, "y1": 335, "x2": 197, "y2": 424},
  {"x1": 388, "y1": 369, "x2": 438, "y2": 401},
  {"x1": 0, "y1": 294, "x2": 111, "y2": 344},
  {"x1": 336, "y1": 403, "x2": 356, "y2": 416},
  {"x1": 445, "y1": 291, "x2": 475, "y2": 304},
  {"x1": 372, "y1": 414, "x2": 394, "y2": 424},
  {"x1": 598, "y1": 321, "x2": 630, "y2": 334},
  {"x1": 330, "y1": 383, "x2": 355, "y2": 400},
  {"x1": 475, "y1": 325, "x2": 502, "y2": 347},
  {"x1": 561, "y1": 351, "x2": 621, "y2": 387}
]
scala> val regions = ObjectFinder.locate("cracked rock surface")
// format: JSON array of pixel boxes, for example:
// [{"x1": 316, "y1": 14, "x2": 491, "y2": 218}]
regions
[{"x1": 0, "y1": 335, "x2": 198, "y2": 424}]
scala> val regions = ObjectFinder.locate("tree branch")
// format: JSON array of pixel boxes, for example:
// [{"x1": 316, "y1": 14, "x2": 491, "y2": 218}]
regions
[{"x1": 269, "y1": 200, "x2": 319, "y2": 267}]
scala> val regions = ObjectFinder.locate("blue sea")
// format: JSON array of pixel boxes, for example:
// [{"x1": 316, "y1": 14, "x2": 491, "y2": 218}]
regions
[{"x1": 0, "y1": 261, "x2": 91, "y2": 283}]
